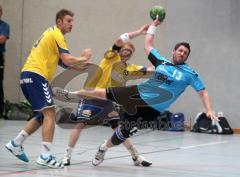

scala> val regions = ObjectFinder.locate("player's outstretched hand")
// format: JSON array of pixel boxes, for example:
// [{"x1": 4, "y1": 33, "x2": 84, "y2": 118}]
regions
[{"x1": 206, "y1": 111, "x2": 219, "y2": 121}]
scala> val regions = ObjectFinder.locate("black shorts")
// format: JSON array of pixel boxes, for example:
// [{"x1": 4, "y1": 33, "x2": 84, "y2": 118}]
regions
[
  {"x1": 120, "y1": 106, "x2": 160, "y2": 130},
  {"x1": 106, "y1": 85, "x2": 159, "y2": 118}
]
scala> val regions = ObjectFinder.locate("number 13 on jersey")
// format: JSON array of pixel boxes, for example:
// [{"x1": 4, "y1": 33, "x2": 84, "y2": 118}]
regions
[{"x1": 172, "y1": 70, "x2": 182, "y2": 80}]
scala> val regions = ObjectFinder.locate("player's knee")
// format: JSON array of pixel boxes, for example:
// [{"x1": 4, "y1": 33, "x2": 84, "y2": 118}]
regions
[
  {"x1": 111, "y1": 129, "x2": 126, "y2": 145},
  {"x1": 74, "y1": 122, "x2": 86, "y2": 129},
  {"x1": 34, "y1": 112, "x2": 44, "y2": 125},
  {"x1": 110, "y1": 126, "x2": 138, "y2": 145},
  {"x1": 109, "y1": 119, "x2": 119, "y2": 129}
]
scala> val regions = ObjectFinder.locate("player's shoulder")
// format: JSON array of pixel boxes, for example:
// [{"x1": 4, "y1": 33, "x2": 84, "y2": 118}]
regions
[
  {"x1": 126, "y1": 63, "x2": 142, "y2": 68},
  {"x1": 44, "y1": 26, "x2": 62, "y2": 36},
  {"x1": 102, "y1": 54, "x2": 120, "y2": 64},
  {"x1": 180, "y1": 64, "x2": 199, "y2": 76},
  {"x1": 151, "y1": 48, "x2": 171, "y2": 63},
  {"x1": 0, "y1": 20, "x2": 9, "y2": 26},
  {"x1": 44, "y1": 26, "x2": 65, "y2": 42}
]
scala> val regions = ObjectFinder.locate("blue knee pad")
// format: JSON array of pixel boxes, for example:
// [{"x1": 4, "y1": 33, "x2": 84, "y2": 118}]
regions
[{"x1": 111, "y1": 127, "x2": 138, "y2": 145}]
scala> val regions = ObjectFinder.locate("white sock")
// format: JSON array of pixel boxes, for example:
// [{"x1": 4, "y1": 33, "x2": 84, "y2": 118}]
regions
[
  {"x1": 13, "y1": 130, "x2": 29, "y2": 145},
  {"x1": 100, "y1": 141, "x2": 108, "y2": 151},
  {"x1": 127, "y1": 146, "x2": 139, "y2": 160},
  {"x1": 41, "y1": 142, "x2": 52, "y2": 158},
  {"x1": 65, "y1": 146, "x2": 73, "y2": 158}
]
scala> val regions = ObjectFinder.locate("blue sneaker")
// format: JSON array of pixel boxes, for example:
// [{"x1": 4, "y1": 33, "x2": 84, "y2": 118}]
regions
[
  {"x1": 36, "y1": 155, "x2": 63, "y2": 168},
  {"x1": 5, "y1": 140, "x2": 29, "y2": 162}
]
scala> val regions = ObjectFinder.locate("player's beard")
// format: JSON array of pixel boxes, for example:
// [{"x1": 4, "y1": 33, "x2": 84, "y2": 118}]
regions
[{"x1": 173, "y1": 55, "x2": 186, "y2": 65}]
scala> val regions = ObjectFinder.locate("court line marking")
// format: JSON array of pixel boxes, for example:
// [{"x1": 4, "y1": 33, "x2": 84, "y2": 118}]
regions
[
  {"x1": 180, "y1": 141, "x2": 228, "y2": 149},
  {"x1": 0, "y1": 140, "x2": 228, "y2": 176},
  {"x1": 72, "y1": 140, "x2": 228, "y2": 165}
]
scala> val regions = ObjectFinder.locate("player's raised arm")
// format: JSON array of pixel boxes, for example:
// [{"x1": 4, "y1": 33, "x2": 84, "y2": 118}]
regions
[
  {"x1": 145, "y1": 6, "x2": 166, "y2": 56},
  {"x1": 144, "y1": 19, "x2": 161, "y2": 56},
  {"x1": 114, "y1": 24, "x2": 150, "y2": 48}
]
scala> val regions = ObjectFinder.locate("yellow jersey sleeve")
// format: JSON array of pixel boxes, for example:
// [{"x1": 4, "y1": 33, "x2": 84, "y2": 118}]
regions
[
  {"x1": 83, "y1": 48, "x2": 146, "y2": 89},
  {"x1": 126, "y1": 64, "x2": 147, "y2": 79}
]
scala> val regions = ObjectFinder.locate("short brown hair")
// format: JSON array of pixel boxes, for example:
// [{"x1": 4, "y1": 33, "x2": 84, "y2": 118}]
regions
[
  {"x1": 56, "y1": 9, "x2": 74, "y2": 23},
  {"x1": 174, "y1": 42, "x2": 191, "y2": 56}
]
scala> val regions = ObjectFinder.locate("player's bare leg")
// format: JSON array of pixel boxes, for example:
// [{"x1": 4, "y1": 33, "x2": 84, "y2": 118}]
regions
[
  {"x1": 61, "y1": 123, "x2": 86, "y2": 166},
  {"x1": 36, "y1": 107, "x2": 63, "y2": 168}
]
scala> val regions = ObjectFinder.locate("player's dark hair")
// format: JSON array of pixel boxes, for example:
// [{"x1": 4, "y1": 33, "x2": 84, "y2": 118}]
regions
[
  {"x1": 174, "y1": 42, "x2": 191, "y2": 56},
  {"x1": 56, "y1": 9, "x2": 74, "y2": 23}
]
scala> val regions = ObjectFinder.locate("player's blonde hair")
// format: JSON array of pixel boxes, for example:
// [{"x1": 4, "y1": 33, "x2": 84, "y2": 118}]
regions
[{"x1": 122, "y1": 42, "x2": 135, "y2": 53}]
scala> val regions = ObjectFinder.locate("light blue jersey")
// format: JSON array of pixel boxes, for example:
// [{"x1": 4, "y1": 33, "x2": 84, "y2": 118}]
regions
[{"x1": 137, "y1": 48, "x2": 205, "y2": 112}]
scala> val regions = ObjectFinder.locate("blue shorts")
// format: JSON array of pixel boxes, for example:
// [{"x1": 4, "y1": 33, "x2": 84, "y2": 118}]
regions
[
  {"x1": 76, "y1": 98, "x2": 120, "y2": 121},
  {"x1": 20, "y1": 71, "x2": 55, "y2": 123},
  {"x1": 76, "y1": 99, "x2": 120, "y2": 128},
  {"x1": 56, "y1": 99, "x2": 121, "y2": 128}
]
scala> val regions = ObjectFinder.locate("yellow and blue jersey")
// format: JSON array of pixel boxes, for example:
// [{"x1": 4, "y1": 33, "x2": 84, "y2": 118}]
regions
[
  {"x1": 78, "y1": 47, "x2": 147, "y2": 122},
  {"x1": 84, "y1": 49, "x2": 146, "y2": 89},
  {"x1": 22, "y1": 26, "x2": 69, "y2": 81},
  {"x1": 138, "y1": 48, "x2": 205, "y2": 112}
]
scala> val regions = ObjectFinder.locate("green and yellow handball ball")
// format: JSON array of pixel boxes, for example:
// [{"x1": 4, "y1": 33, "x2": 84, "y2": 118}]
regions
[{"x1": 150, "y1": 5, "x2": 166, "y2": 22}]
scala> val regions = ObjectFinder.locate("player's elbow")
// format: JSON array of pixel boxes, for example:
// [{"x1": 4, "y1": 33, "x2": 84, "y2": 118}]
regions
[
  {"x1": 61, "y1": 58, "x2": 72, "y2": 67},
  {"x1": 115, "y1": 37, "x2": 123, "y2": 47},
  {"x1": 144, "y1": 45, "x2": 151, "y2": 56},
  {"x1": 60, "y1": 53, "x2": 74, "y2": 66},
  {"x1": 198, "y1": 89, "x2": 208, "y2": 97}
]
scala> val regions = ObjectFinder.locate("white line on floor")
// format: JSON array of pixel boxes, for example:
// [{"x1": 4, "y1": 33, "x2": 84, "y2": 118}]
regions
[{"x1": 180, "y1": 141, "x2": 228, "y2": 149}]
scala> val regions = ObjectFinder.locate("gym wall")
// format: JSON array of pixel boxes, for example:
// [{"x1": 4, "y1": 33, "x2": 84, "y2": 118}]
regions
[{"x1": 1, "y1": 0, "x2": 239, "y2": 127}]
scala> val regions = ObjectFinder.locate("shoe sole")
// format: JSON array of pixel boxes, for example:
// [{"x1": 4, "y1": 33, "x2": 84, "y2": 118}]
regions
[
  {"x1": 63, "y1": 164, "x2": 70, "y2": 166},
  {"x1": 36, "y1": 161, "x2": 64, "y2": 169},
  {"x1": 5, "y1": 145, "x2": 29, "y2": 162},
  {"x1": 141, "y1": 161, "x2": 152, "y2": 167},
  {"x1": 63, "y1": 162, "x2": 70, "y2": 166},
  {"x1": 92, "y1": 160, "x2": 103, "y2": 166}
]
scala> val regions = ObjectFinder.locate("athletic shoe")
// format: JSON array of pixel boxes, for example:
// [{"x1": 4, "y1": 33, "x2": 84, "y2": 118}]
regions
[
  {"x1": 92, "y1": 141, "x2": 108, "y2": 166},
  {"x1": 133, "y1": 155, "x2": 152, "y2": 167},
  {"x1": 61, "y1": 156, "x2": 71, "y2": 166},
  {"x1": 52, "y1": 87, "x2": 78, "y2": 102},
  {"x1": 36, "y1": 155, "x2": 64, "y2": 168},
  {"x1": 5, "y1": 140, "x2": 29, "y2": 162}
]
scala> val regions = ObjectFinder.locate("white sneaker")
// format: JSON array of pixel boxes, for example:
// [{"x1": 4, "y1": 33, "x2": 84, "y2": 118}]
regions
[
  {"x1": 61, "y1": 156, "x2": 71, "y2": 166},
  {"x1": 133, "y1": 155, "x2": 152, "y2": 167},
  {"x1": 52, "y1": 87, "x2": 78, "y2": 102},
  {"x1": 36, "y1": 155, "x2": 64, "y2": 168},
  {"x1": 5, "y1": 140, "x2": 29, "y2": 162},
  {"x1": 92, "y1": 142, "x2": 108, "y2": 166}
]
